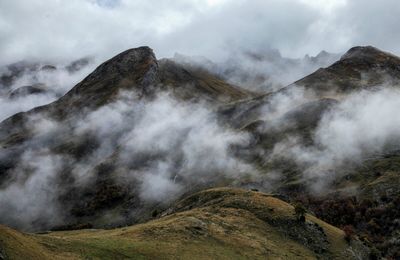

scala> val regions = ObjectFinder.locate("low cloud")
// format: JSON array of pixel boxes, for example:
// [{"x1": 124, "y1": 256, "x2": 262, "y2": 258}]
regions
[
  {"x1": 0, "y1": 60, "x2": 95, "y2": 122},
  {"x1": 269, "y1": 87, "x2": 400, "y2": 192},
  {"x1": 0, "y1": 150, "x2": 64, "y2": 230},
  {"x1": 0, "y1": 90, "x2": 253, "y2": 230}
]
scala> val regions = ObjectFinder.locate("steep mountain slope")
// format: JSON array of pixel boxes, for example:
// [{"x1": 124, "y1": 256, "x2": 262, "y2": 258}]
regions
[
  {"x1": 1, "y1": 45, "x2": 400, "y2": 258},
  {"x1": 228, "y1": 47, "x2": 400, "y2": 194},
  {"x1": 173, "y1": 49, "x2": 340, "y2": 92},
  {"x1": 0, "y1": 46, "x2": 252, "y2": 162},
  {"x1": 158, "y1": 59, "x2": 251, "y2": 102},
  {"x1": 0, "y1": 46, "x2": 254, "y2": 232},
  {"x1": 227, "y1": 46, "x2": 400, "y2": 258},
  {"x1": 220, "y1": 46, "x2": 400, "y2": 129},
  {"x1": 0, "y1": 47, "x2": 250, "y2": 138},
  {"x1": 293, "y1": 46, "x2": 400, "y2": 95},
  {"x1": 0, "y1": 188, "x2": 369, "y2": 259}
]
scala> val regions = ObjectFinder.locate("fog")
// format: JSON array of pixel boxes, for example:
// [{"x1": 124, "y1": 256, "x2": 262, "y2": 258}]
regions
[
  {"x1": 0, "y1": 90, "x2": 253, "y2": 230},
  {"x1": 268, "y1": 87, "x2": 400, "y2": 193},
  {"x1": 173, "y1": 50, "x2": 340, "y2": 92},
  {"x1": 1, "y1": 0, "x2": 400, "y2": 232},
  {"x1": 0, "y1": 59, "x2": 95, "y2": 121}
]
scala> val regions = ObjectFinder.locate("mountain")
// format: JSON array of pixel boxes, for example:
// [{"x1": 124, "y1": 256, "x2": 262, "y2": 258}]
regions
[
  {"x1": 222, "y1": 46, "x2": 400, "y2": 258},
  {"x1": 0, "y1": 47, "x2": 250, "y2": 145},
  {"x1": 0, "y1": 46, "x2": 255, "y2": 232},
  {"x1": 1, "y1": 45, "x2": 400, "y2": 258},
  {"x1": 219, "y1": 46, "x2": 400, "y2": 129},
  {"x1": 0, "y1": 188, "x2": 369, "y2": 259},
  {"x1": 173, "y1": 49, "x2": 341, "y2": 93},
  {"x1": 158, "y1": 58, "x2": 251, "y2": 102},
  {"x1": 293, "y1": 46, "x2": 400, "y2": 95},
  {"x1": 8, "y1": 84, "x2": 49, "y2": 99}
]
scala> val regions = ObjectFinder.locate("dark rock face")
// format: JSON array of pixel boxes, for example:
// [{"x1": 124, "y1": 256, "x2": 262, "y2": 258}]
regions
[
  {"x1": 40, "y1": 65, "x2": 57, "y2": 71},
  {"x1": 0, "y1": 62, "x2": 40, "y2": 88},
  {"x1": 9, "y1": 84, "x2": 48, "y2": 99},
  {"x1": 66, "y1": 57, "x2": 92, "y2": 73},
  {"x1": 55, "y1": 46, "x2": 159, "y2": 117},
  {"x1": 0, "y1": 47, "x2": 159, "y2": 139}
]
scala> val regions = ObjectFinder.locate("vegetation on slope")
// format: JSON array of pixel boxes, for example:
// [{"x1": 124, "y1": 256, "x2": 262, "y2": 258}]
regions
[{"x1": 0, "y1": 188, "x2": 369, "y2": 259}]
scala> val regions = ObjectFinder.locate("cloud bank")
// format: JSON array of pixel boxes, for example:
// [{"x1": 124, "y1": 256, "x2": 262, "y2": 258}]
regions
[
  {"x1": 0, "y1": 90, "x2": 253, "y2": 230},
  {"x1": 269, "y1": 87, "x2": 400, "y2": 192},
  {"x1": 1, "y1": 0, "x2": 400, "y2": 65}
]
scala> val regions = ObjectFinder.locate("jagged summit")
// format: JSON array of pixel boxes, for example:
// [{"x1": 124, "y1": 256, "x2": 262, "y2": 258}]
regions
[
  {"x1": 81, "y1": 46, "x2": 157, "y2": 83},
  {"x1": 0, "y1": 46, "x2": 251, "y2": 135},
  {"x1": 65, "y1": 46, "x2": 158, "y2": 97}
]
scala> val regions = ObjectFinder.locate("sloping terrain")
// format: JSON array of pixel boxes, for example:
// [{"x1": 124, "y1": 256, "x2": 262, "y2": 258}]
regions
[
  {"x1": 220, "y1": 46, "x2": 400, "y2": 129},
  {"x1": 293, "y1": 46, "x2": 400, "y2": 95},
  {"x1": 158, "y1": 59, "x2": 252, "y2": 102},
  {"x1": 1, "y1": 45, "x2": 400, "y2": 258},
  {"x1": 0, "y1": 188, "x2": 369, "y2": 259},
  {"x1": 0, "y1": 46, "x2": 255, "y2": 232},
  {"x1": 217, "y1": 46, "x2": 400, "y2": 258},
  {"x1": 173, "y1": 49, "x2": 340, "y2": 92},
  {"x1": 0, "y1": 47, "x2": 251, "y2": 142}
]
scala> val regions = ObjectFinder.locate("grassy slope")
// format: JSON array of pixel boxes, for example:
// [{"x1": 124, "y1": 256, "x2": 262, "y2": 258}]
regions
[{"x1": 0, "y1": 188, "x2": 368, "y2": 259}]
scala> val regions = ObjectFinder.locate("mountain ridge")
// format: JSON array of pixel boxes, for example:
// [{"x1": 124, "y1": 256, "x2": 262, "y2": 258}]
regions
[{"x1": 1, "y1": 45, "x2": 400, "y2": 258}]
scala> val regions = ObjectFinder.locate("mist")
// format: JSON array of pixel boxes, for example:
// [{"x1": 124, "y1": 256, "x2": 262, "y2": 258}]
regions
[
  {"x1": 268, "y1": 87, "x2": 400, "y2": 192},
  {"x1": 0, "y1": 90, "x2": 253, "y2": 230},
  {"x1": 0, "y1": 59, "x2": 96, "y2": 121},
  {"x1": 173, "y1": 50, "x2": 340, "y2": 92},
  {"x1": 1, "y1": 0, "x2": 400, "y2": 234}
]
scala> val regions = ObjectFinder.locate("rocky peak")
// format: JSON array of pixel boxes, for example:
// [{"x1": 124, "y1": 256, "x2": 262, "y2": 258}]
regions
[
  {"x1": 340, "y1": 46, "x2": 400, "y2": 64},
  {"x1": 84, "y1": 46, "x2": 157, "y2": 82},
  {"x1": 290, "y1": 46, "x2": 400, "y2": 95},
  {"x1": 53, "y1": 46, "x2": 159, "y2": 116}
]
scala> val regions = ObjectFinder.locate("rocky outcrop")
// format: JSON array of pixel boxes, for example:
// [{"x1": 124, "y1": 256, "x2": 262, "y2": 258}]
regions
[{"x1": 8, "y1": 84, "x2": 49, "y2": 99}]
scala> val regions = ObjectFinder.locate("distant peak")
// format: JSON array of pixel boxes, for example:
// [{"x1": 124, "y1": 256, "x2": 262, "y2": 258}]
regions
[{"x1": 315, "y1": 50, "x2": 329, "y2": 58}]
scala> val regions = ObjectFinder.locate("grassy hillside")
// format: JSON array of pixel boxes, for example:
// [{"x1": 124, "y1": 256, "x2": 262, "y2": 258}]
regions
[{"x1": 0, "y1": 188, "x2": 368, "y2": 259}]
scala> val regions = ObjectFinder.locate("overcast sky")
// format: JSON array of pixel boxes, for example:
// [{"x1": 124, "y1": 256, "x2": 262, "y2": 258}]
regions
[{"x1": 1, "y1": 0, "x2": 400, "y2": 64}]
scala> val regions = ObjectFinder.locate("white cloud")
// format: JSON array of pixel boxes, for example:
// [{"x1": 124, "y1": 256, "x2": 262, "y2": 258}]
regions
[
  {"x1": 1, "y1": 0, "x2": 400, "y2": 65},
  {"x1": 271, "y1": 88, "x2": 400, "y2": 192}
]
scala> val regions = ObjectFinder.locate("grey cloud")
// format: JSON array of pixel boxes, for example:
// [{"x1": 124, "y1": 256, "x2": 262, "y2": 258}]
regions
[{"x1": 1, "y1": 0, "x2": 400, "y2": 66}]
